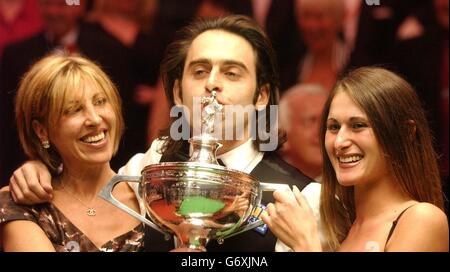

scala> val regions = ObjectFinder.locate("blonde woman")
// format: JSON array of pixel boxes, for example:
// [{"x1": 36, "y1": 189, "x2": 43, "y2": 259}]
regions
[{"x1": 0, "y1": 54, "x2": 143, "y2": 252}]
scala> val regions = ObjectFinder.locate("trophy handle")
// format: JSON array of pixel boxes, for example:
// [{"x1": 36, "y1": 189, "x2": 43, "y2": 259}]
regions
[
  {"x1": 98, "y1": 175, "x2": 169, "y2": 239},
  {"x1": 221, "y1": 182, "x2": 291, "y2": 240}
]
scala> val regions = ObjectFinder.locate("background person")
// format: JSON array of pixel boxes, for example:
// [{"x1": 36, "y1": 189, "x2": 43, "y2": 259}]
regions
[{"x1": 278, "y1": 84, "x2": 328, "y2": 181}]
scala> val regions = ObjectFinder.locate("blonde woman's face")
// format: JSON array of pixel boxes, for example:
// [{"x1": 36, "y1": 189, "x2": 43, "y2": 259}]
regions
[
  {"x1": 48, "y1": 82, "x2": 117, "y2": 169},
  {"x1": 325, "y1": 92, "x2": 390, "y2": 187}
]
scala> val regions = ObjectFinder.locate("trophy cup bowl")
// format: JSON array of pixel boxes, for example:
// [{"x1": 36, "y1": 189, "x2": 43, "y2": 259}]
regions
[
  {"x1": 99, "y1": 91, "x2": 289, "y2": 250},
  {"x1": 99, "y1": 150, "x2": 287, "y2": 251},
  {"x1": 140, "y1": 160, "x2": 260, "y2": 249}
]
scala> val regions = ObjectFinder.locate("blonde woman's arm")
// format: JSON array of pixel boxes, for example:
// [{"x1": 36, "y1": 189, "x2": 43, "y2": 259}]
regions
[{"x1": 1, "y1": 221, "x2": 55, "y2": 252}]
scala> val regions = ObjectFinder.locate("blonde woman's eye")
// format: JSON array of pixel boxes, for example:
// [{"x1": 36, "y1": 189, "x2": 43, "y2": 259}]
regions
[
  {"x1": 64, "y1": 105, "x2": 82, "y2": 115},
  {"x1": 94, "y1": 97, "x2": 107, "y2": 106}
]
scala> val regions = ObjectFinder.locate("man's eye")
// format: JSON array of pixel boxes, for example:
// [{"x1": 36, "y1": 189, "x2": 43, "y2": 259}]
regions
[
  {"x1": 225, "y1": 71, "x2": 240, "y2": 79},
  {"x1": 194, "y1": 69, "x2": 208, "y2": 76}
]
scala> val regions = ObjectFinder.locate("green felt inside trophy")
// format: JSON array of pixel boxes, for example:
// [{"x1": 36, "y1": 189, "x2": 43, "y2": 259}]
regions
[{"x1": 178, "y1": 196, "x2": 225, "y2": 216}]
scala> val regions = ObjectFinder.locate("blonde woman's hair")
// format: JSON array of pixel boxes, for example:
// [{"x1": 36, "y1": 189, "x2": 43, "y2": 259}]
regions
[{"x1": 15, "y1": 53, "x2": 124, "y2": 174}]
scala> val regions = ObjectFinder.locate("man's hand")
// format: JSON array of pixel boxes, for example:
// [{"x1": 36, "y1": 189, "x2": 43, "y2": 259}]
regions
[{"x1": 9, "y1": 160, "x2": 53, "y2": 205}]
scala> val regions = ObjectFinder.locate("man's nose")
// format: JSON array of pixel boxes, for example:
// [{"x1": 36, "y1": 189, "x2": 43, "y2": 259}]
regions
[{"x1": 205, "y1": 69, "x2": 222, "y2": 93}]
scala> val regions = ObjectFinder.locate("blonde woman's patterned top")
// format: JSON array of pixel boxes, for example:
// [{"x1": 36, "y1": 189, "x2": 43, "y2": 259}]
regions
[{"x1": 0, "y1": 191, "x2": 144, "y2": 252}]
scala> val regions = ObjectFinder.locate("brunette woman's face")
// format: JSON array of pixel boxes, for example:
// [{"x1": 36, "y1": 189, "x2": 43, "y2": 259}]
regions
[{"x1": 325, "y1": 91, "x2": 390, "y2": 186}]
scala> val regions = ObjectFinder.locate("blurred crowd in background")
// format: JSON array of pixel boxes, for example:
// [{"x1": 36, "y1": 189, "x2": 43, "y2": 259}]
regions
[{"x1": 0, "y1": 0, "x2": 448, "y2": 208}]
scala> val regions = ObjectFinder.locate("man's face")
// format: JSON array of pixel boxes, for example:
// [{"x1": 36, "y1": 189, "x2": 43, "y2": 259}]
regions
[
  {"x1": 174, "y1": 30, "x2": 268, "y2": 139},
  {"x1": 38, "y1": 0, "x2": 85, "y2": 41}
]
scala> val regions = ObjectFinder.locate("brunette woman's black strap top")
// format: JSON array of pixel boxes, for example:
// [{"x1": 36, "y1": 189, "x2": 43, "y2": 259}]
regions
[{"x1": 384, "y1": 205, "x2": 417, "y2": 250}]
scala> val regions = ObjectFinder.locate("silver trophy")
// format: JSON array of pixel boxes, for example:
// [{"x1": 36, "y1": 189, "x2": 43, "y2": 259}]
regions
[{"x1": 99, "y1": 91, "x2": 288, "y2": 251}]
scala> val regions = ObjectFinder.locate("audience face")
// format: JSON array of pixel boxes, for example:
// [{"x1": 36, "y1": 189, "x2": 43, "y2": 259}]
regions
[
  {"x1": 45, "y1": 82, "x2": 117, "y2": 169},
  {"x1": 325, "y1": 91, "x2": 389, "y2": 187},
  {"x1": 286, "y1": 93, "x2": 326, "y2": 173},
  {"x1": 297, "y1": 1, "x2": 341, "y2": 53},
  {"x1": 173, "y1": 29, "x2": 267, "y2": 134},
  {"x1": 38, "y1": 0, "x2": 85, "y2": 41}
]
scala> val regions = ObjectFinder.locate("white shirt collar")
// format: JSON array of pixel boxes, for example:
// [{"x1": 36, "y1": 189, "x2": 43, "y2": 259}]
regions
[{"x1": 217, "y1": 139, "x2": 264, "y2": 173}]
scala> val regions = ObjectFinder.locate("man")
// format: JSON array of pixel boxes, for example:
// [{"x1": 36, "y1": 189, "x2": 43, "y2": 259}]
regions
[
  {"x1": 7, "y1": 15, "x2": 319, "y2": 251},
  {"x1": 278, "y1": 84, "x2": 328, "y2": 181}
]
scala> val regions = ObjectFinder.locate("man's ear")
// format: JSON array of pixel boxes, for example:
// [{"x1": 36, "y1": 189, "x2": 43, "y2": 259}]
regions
[
  {"x1": 32, "y1": 120, "x2": 49, "y2": 143},
  {"x1": 173, "y1": 79, "x2": 183, "y2": 106},
  {"x1": 255, "y1": 84, "x2": 270, "y2": 109}
]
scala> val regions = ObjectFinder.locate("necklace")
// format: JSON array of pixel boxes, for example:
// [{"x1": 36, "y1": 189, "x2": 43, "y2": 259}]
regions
[{"x1": 60, "y1": 182, "x2": 97, "y2": 216}]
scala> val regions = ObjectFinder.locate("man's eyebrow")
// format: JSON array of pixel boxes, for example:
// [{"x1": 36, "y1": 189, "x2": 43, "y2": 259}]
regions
[
  {"x1": 187, "y1": 58, "x2": 249, "y2": 72},
  {"x1": 187, "y1": 58, "x2": 211, "y2": 68},
  {"x1": 222, "y1": 60, "x2": 249, "y2": 72}
]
